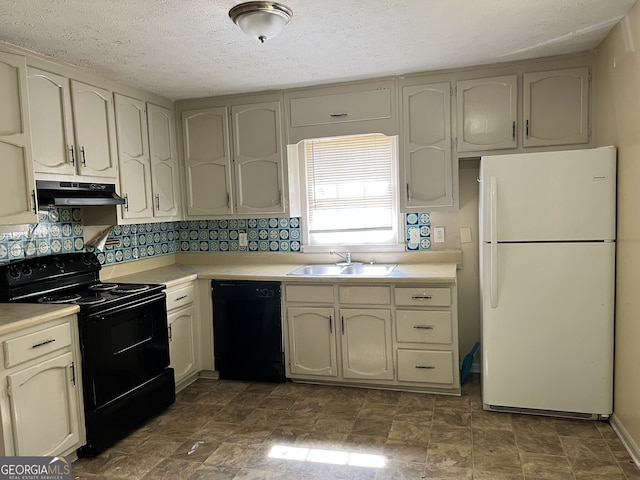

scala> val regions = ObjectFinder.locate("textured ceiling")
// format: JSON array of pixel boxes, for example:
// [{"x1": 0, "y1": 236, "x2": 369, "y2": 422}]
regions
[{"x1": 1, "y1": 0, "x2": 636, "y2": 100}]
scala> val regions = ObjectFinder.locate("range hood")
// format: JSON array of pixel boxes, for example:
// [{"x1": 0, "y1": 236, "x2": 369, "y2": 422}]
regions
[{"x1": 36, "y1": 180, "x2": 125, "y2": 207}]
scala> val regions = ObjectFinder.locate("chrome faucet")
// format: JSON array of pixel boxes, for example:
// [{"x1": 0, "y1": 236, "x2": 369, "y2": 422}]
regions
[{"x1": 330, "y1": 249, "x2": 352, "y2": 264}]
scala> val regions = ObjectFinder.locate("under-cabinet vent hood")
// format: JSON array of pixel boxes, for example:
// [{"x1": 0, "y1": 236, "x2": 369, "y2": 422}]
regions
[{"x1": 36, "y1": 180, "x2": 125, "y2": 207}]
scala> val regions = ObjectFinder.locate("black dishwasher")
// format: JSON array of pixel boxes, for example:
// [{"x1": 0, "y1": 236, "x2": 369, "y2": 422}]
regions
[{"x1": 212, "y1": 280, "x2": 286, "y2": 382}]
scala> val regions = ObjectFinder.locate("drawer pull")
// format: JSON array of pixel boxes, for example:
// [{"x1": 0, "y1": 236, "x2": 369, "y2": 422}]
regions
[
  {"x1": 32, "y1": 338, "x2": 55, "y2": 349},
  {"x1": 174, "y1": 295, "x2": 188, "y2": 301},
  {"x1": 415, "y1": 365, "x2": 435, "y2": 369},
  {"x1": 413, "y1": 325, "x2": 434, "y2": 330},
  {"x1": 411, "y1": 295, "x2": 433, "y2": 300},
  {"x1": 329, "y1": 113, "x2": 348, "y2": 118}
]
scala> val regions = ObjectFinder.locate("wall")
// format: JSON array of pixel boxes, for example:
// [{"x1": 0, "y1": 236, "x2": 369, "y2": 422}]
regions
[{"x1": 594, "y1": 1, "x2": 640, "y2": 465}]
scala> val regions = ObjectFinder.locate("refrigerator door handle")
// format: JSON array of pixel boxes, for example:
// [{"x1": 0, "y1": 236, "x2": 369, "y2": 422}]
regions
[{"x1": 490, "y1": 176, "x2": 498, "y2": 308}]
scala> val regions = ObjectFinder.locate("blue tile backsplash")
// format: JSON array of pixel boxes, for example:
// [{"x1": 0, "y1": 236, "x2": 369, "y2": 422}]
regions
[{"x1": 0, "y1": 207, "x2": 432, "y2": 266}]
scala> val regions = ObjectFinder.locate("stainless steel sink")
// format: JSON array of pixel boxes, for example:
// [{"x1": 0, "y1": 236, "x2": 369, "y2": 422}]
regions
[{"x1": 287, "y1": 263, "x2": 397, "y2": 276}]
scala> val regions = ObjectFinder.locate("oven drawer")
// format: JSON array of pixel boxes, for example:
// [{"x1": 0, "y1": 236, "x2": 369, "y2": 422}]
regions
[
  {"x1": 166, "y1": 283, "x2": 194, "y2": 311},
  {"x1": 4, "y1": 322, "x2": 72, "y2": 368}
]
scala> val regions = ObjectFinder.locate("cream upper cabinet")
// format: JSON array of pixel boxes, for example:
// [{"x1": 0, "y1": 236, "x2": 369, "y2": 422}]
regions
[
  {"x1": 400, "y1": 81, "x2": 453, "y2": 210},
  {"x1": 148, "y1": 103, "x2": 180, "y2": 218},
  {"x1": 456, "y1": 75, "x2": 517, "y2": 152},
  {"x1": 182, "y1": 107, "x2": 233, "y2": 216},
  {"x1": 27, "y1": 68, "x2": 76, "y2": 176},
  {"x1": 523, "y1": 67, "x2": 590, "y2": 147},
  {"x1": 70, "y1": 80, "x2": 118, "y2": 178},
  {"x1": 114, "y1": 94, "x2": 153, "y2": 220},
  {"x1": 0, "y1": 52, "x2": 37, "y2": 225},
  {"x1": 231, "y1": 101, "x2": 285, "y2": 215},
  {"x1": 115, "y1": 96, "x2": 180, "y2": 223}
]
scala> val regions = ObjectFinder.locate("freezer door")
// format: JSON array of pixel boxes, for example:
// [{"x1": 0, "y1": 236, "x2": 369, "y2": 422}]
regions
[
  {"x1": 480, "y1": 242, "x2": 614, "y2": 415},
  {"x1": 480, "y1": 146, "x2": 616, "y2": 242}
]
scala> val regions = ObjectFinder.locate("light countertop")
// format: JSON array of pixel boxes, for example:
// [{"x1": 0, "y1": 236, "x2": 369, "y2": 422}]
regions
[{"x1": 0, "y1": 304, "x2": 79, "y2": 336}]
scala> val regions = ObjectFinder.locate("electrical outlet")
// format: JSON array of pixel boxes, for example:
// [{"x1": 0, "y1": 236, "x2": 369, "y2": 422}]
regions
[
  {"x1": 433, "y1": 227, "x2": 445, "y2": 243},
  {"x1": 239, "y1": 232, "x2": 248, "y2": 247}
]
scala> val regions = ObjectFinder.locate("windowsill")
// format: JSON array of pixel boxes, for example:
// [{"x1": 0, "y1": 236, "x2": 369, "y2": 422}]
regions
[{"x1": 301, "y1": 244, "x2": 406, "y2": 254}]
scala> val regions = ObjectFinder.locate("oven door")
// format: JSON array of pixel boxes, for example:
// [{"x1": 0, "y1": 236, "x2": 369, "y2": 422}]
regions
[{"x1": 81, "y1": 293, "x2": 170, "y2": 408}]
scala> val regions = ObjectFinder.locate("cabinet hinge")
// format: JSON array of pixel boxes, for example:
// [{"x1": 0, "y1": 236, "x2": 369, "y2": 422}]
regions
[
  {"x1": 587, "y1": 127, "x2": 592, "y2": 138},
  {"x1": 70, "y1": 361, "x2": 76, "y2": 386},
  {"x1": 450, "y1": 86, "x2": 453, "y2": 96}
]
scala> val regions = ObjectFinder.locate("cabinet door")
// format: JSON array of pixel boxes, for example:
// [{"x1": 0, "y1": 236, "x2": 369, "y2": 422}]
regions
[
  {"x1": 7, "y1": 352, "x2": 80, "y2": 456},
  {"x1": 148, "y1": 103, "x2": 180, "y2": 218},
  {"x1": 168, "y1": 305, "x2": 197, "y2": 385},
  {"x1": 70, "y1": 80, "x2": 118, "y2": 178},
  {"x1": 287, "y1": 307, "x2": 338, "y2": 377},
  {"x1": 114, "y1": 94, "x2": 153, "y2": 220},
  {"x1": 401, "y1": 82, "x2": 453, "y2": 209},
  {"x1": 27, "y1": 68, "x2": 76, "y2": 175},
  {"x1": 523, "y1": 67, "x2": 590, "y2": 147},
  {"x1": 232, "y1": 101, "x2": 285, "y2": 215},
  {"x1": 182, "y1": 107, "x2": 233, "y2": 216},
  {"x1": 456, "y1": 75, "x2": 517, "y2": 151},
  {"x1": 0, "y1": 52, "x2": 37, "y2": 225},
  {"x1": 340, "y1": 309, "x2": 393, "y2": 380}
]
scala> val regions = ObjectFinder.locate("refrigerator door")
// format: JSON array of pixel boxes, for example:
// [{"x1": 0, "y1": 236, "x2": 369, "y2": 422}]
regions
[
  {"x1": 480, "y1": 146, "x2": 616, "y2": 242},
  {"x1": 480, "y1": 241, "x2": 614, "y2": 415}
]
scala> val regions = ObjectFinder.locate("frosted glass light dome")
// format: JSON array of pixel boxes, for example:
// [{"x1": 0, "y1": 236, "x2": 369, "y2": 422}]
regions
[{"x1": 229, "y1": 2, "x2": 293, "y2": 43}]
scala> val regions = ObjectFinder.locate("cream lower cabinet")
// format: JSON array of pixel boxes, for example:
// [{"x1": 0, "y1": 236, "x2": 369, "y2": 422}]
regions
[
  {"x1": 166, "y1": 282, "x2": 199, "y2": 391},
  {"x1": 0, "y1": 314, "x2": 85, "y2": 456},
  {"x1": 284, "y1": 282, "x2": 459, "y2": 394}
]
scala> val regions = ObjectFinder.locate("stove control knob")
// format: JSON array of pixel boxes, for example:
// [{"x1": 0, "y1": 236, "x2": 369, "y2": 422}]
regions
[
  {"x1": 20, "y1": 264, "x2": 32, "y2": 276},
  {"x1": 8, "y1": 265, "x2": 20, "y2": 279}
]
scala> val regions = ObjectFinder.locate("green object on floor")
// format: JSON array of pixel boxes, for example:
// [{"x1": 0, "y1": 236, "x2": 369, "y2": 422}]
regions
[{"x1": 460, "y1": 341, "x2": 480, "y2": 384}]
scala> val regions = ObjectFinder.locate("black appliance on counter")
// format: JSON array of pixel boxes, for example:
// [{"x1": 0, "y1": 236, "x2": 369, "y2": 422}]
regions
[
  {"x1": 0, "y1": 253, "x2": 175, "y2": 456},
  {"x1": 212, "y1": 280, "x2": 285, "y2": 382}
]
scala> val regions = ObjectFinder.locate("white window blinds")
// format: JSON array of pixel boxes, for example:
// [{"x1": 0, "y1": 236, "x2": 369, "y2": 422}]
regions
[{"x1": 304, "y1": 133, "x2": 394, "y2": 234}]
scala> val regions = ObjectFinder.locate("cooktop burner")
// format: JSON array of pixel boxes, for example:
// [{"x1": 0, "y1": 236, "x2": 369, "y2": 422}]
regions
[
  {"x1": 38, "y1": 293, "x2": 82, "y2": 304},
  {"x1": 88, "y1": 283, "x2": 119, "y2": 291},
  {"x1": 112, "y1": 284, "x2": 150, "y2": 294},
  {"x1": 75, "y1": 296, "x2": 107, "y2": 306}
]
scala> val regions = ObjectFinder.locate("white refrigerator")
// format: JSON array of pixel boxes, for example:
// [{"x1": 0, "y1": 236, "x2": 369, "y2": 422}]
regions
[{"x1": 479, "y1": 146, "x2": 616, "y2": 419}]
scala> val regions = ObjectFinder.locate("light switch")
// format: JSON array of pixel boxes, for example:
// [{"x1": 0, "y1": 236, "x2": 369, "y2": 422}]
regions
[
  {"x1": 433, "y1": 227, "x2": 445, "y2": 243},
  {"x1": 409, "y1": 227, "x2": 420, "y2": 244},
  {"x1": 239, "y1": 232, "x2": 248, "y2": 247},
  {"x1": 460, "y1": 227, "x2": 472, "y2": 243}
]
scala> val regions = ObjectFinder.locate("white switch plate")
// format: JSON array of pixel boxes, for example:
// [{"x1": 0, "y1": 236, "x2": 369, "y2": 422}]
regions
[
  {"x1": 460, "y1": 227, "x2": 472, "y2": 243},
  {"x1": 433, "y1": 227, "x2": 445, "y2": 243},
  {"x1": 409, "y1": 227, "x2": 420, "y2": 244},
  {"x1": 239, "y1": 232, "x2": 248, "y2": 247}
]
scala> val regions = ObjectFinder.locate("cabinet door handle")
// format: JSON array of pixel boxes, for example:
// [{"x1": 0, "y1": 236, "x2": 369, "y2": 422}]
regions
[
  {"x1": 226, "y1": 192, "x2": 231, "y2": 209},
  {"x1": 32, "y1": 338, "x2": 55, "y2": 349},
  {"x1": 341, "y1": 316, "x2": 345, "y2": 335},
  {"x1": 329, "y1": 113, "x2": 348, "y2": 118},
  {"x1": 406, "y1": 183, "x2": 410, "y2": 202},
  {"x1": 155, "y1": 193, "x2": 160, "y2": 210},
  {"x1": 415, "y1": 365, "x2": 435, "y2": 369},
  {"x1": 413, "y1": 325, "x2": 434, "y2": 330},
  {"x1": 168, "y1": 324, "x2": 172, "y2": 341},
  {"x1": 69, "y1": 145, "x2": 76, "y2": 166},
  {"x1": 124, "y1": 194, "x2": 129, "y2": 211},
  {"x1": 70, "y1": 361, "x2": 76, "y2": 385},
  {"x1": 512, "y1": 121, "x2": 516, "y2": 140},
  {"x1": 526, "y1": 119, "x2": 530, "y2": 138},
  {"x1": 80, "y1": 146, "x2": 87, "y2": 166},
  {"x1": 411, "y1": 295, "x2": 433, "y2": 300},
  {"x1": 31, "y1": 190, "x2": 37, "y2": 214},
  {"x1": 328, "y1": 315, "x2": 333, "y2": 334}
]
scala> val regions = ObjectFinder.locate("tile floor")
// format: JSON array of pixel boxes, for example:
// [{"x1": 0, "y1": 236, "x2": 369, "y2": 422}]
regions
[{"x1": 72, "y1": 374, "x2": 640, "y2": 479}]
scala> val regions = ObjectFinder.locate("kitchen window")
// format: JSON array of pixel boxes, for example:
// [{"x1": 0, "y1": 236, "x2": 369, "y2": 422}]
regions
[{"x1": 297, "y1": 133, "x2": 401, "y2": 249}]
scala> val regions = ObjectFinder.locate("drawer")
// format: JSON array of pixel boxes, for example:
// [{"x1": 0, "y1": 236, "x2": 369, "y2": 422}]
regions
[
  {"x1": 397, "y1": 349, "x2": 454, "y2": 384},
  {"x1": 396, "y1": 310, "x2": 452, "y2": 344},
  {"x1": 394, "y1": 287, "x2": 451, "y2": 307},
  {"x1": 286, "y1": 284, "x2": 334, "y2": 303},
  {"x1": 289, "y1": 88, "x2": 392, "y2": 127},
  {"x1": 4, "y1": 322, "x2": 72, "y2": 368},
  {"x1": 166, "y1": 283, "x2": 195, "y2": 311},
  {"x1": 339, "y1": 286, "x2": 391, "y2": 305}
]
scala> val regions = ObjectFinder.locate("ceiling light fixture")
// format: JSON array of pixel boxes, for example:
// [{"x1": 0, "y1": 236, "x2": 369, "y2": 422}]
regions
[{"x1": 229, "y1": 1, "x2": 293, "y2": 43}]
